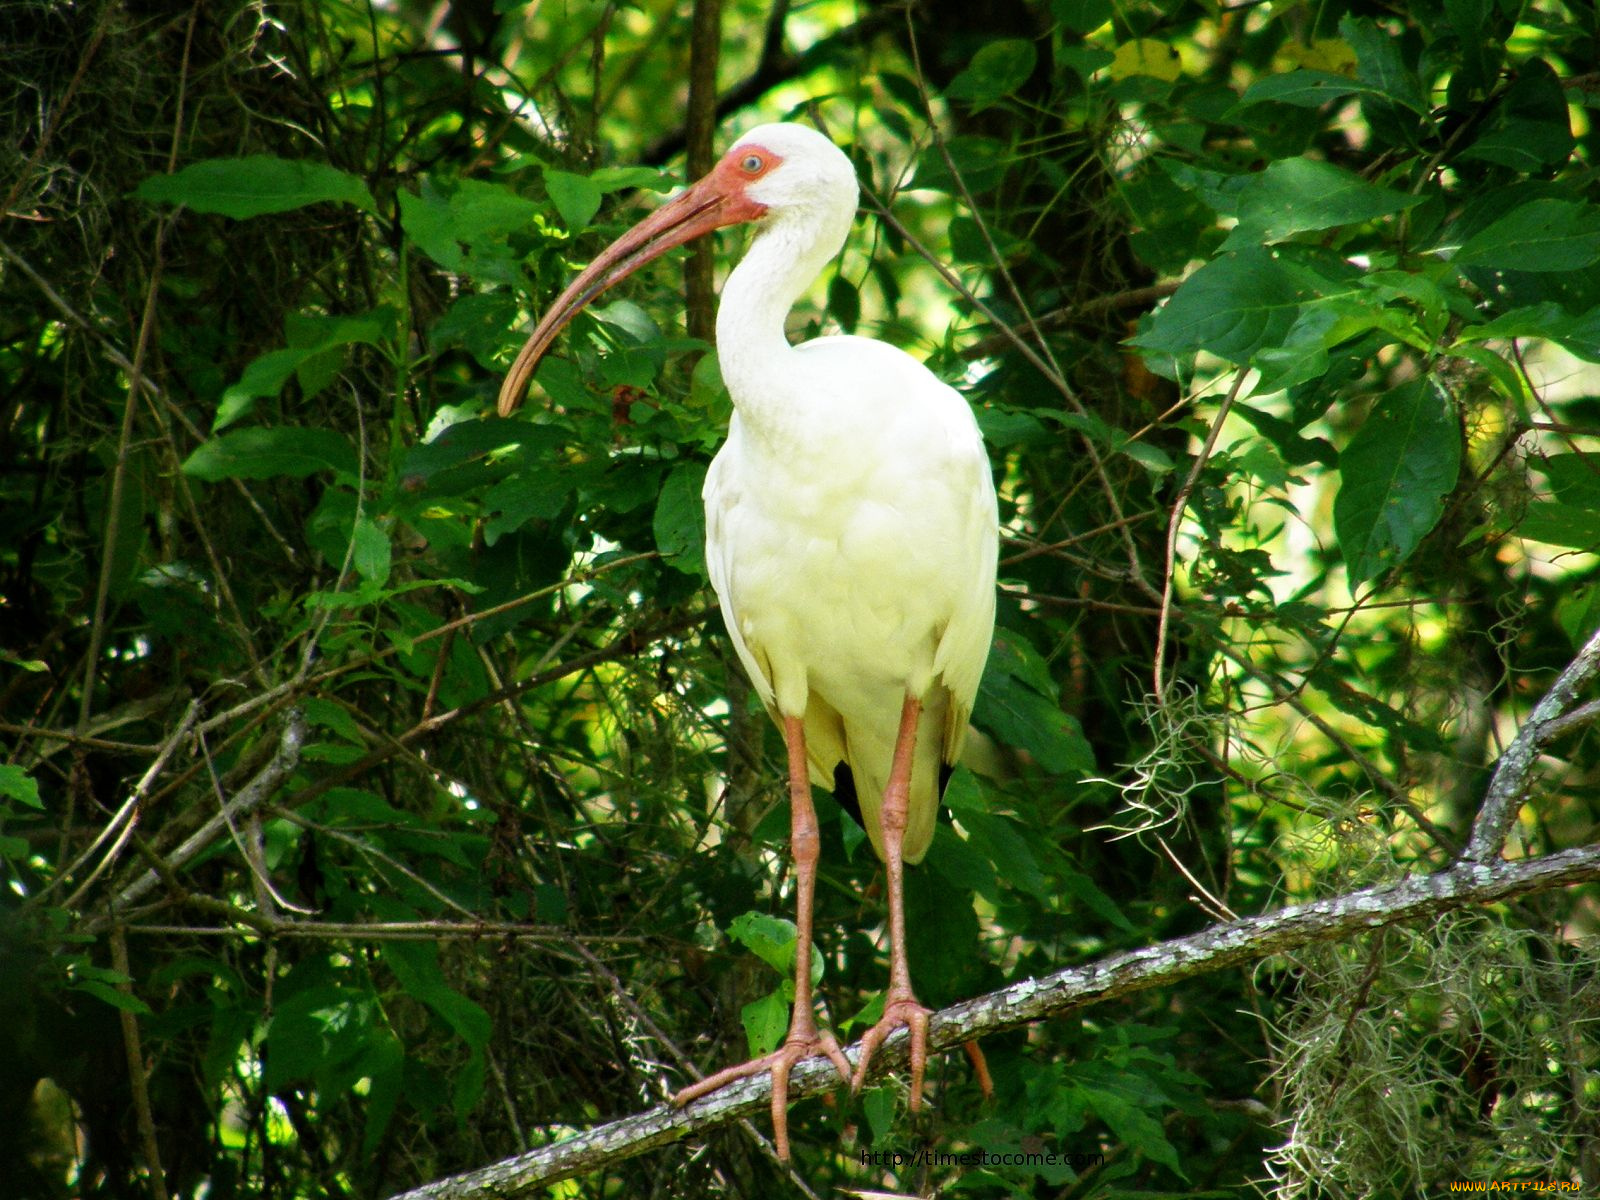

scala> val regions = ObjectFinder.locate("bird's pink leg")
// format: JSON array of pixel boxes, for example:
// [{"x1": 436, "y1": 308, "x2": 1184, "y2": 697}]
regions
[
  {"x1": 674, "y1": 715, "x2": 851, "y2": 1160},
  {"x1": 850, "y1": 695, "x2": 991, "y2": 1109}
]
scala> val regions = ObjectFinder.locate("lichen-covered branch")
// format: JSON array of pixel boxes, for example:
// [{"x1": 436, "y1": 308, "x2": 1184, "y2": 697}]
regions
[
  {"x1": 386, "y1": 844, "x2": 1600, "y2": 1200},
  {"x1": 1466, "y1": 622, "x2": 1600, "y2": 862}
]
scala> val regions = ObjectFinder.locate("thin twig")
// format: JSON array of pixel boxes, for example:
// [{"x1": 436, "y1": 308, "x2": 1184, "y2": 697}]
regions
[
  {"x1": 110, "y1": 710, "x2": 308, "y2": 911},
  {"x1": 52, "y1": 701, "x2": 203, "y2": 909},
  {"x1": 110, "y1": 925, "x2": 171, "y2": 1200},
  {"x1": 1154, "y1": 370, "x2": 1248, "y2": 698}
]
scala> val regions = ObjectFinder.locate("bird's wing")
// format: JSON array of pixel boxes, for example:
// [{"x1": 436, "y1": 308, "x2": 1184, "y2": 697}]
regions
[
  {"x1": 703, "y1": 433, "x2": 777, "y2": 710},
  {"x1": 930, "y1": 393, "x2": 1000, "y2": 766}
]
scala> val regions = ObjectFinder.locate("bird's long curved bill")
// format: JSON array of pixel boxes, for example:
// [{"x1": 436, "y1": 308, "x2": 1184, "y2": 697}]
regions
[{"x1": 497, "y1": 176, "x2": 758, "y2": 416}]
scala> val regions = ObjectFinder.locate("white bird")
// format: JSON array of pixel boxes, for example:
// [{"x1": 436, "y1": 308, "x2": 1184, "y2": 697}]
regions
[{"x1": 498, "y1": 123, "x2": 998, "y2": 1160}]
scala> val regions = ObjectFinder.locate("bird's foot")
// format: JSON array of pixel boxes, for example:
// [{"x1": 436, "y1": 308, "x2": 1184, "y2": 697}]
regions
[
  {"x1": 850, "y1": 993, "x2": 934, "y2": 1109},
  {"x1": 848, "y1": 1000, "x2": 996, "y2": 1109},
  {"x1": 674, "y1": 1028, "x2": 851, "y2": 1161}
]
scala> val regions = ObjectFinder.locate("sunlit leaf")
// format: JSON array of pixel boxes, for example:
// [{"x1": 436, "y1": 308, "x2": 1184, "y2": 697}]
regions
[
  {"x1": 1109, "y1": 38, "x2": 1182, "y2": 82},
  {"x1": 727, "y1": 911, "x2": 823, "y2": 985}
]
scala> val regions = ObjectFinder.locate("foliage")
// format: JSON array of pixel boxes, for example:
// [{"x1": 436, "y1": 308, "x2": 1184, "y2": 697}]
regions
[{"x1": 2, "y1": 0, "x2": 1598, "y2": 1196}]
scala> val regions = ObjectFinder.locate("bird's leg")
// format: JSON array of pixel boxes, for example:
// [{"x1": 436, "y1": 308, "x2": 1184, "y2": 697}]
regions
[
  {"x1": 850, "y1": 695, "x2": 993, "y2": 1110},
  {"x1": 674, "y1": 715, "x2": 851, "y2": 1160},
  {"x1": 850, "y1": 694, "x2": 932, "y2": 1105}
]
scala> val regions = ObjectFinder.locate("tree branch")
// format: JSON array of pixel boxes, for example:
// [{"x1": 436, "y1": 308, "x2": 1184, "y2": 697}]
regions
[
  {"x1": 385, "y1": 844, "x2": 1600, "y2": 1199},
  {"x1": 640, "y1": 7, "x2": 896, "y2": 166},
  {"x1": 1465, "y1": 622, "x2": 1600, "y2": 862},
  {"x1": 104, "y1": 709, "x2": 308, "y2": 913}
]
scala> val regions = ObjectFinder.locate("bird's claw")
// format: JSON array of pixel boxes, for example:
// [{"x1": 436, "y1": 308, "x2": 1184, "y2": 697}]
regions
[
  {"x1": 675, "y1": 1029, "x2": 851, "y2": 1161},
  {"x1": 850, "y1": 995, "x2": 933, "y2": 1109}
]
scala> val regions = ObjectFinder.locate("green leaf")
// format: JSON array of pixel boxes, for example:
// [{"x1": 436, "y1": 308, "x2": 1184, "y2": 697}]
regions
[
  {"x1": 0, "y1": 764, "x2": 42, "y2": 809},
  {"x1": 73, "y1": 979, "x2": 152, "y2": 1015},
  {"x1": 1235, "y1": 70, "x2": 1382, "y2": 110},
  {"x1": 1455, "y1": 199, "x2": 1600, "y2": 271},
  {"x1": 740, "y1": 989, "x2": 790, "y2": 1058},
  {"x1": 215, "y1": 311, "x2": 387, "y2": 430},
  {"x1": 1078, "y1": 1079, "x2": 1184, "y2": 1174},
  {"x1": 860, "y1": 1086, "x2": 897, "y2": 1141},
  {"x1": 589, "y1": 166, "x2": 666, "y2": 193},
  {"x1": 302, "y1": 698, "x2": 365, "y2": 746},
  {"x1": 1334, "y1": 378, "x2": 1461, "y2": 585},
  {"x1": 1341, "y1": 15, "x2": 1429, "y2": 115},
  {"x1": 483, "y1": 469, "x2": 574, "y2": 544},
  {"x1": 134, "y1": 156, "x2": 375, "y2": 217},
  {"x1": 1557, "y1": 583, "x2": 1600, "y2": 649},
  {"x1": 827, "y1": 274, "x2": 860, "y2": 332},
  {"x1": 1460, "y1": 119, "x2": 1575, "y2": 172},
  {"x1": 653, "y1": 462, "x2": 708, "y2": 577},
  {"x1": 975, "y1": 637, "x2": 1094, "y2": 776},
  {"x1": 431, "y1": 292, "x2": 523, "y2": 371},
  {"x1": 1224, "y1": 157, "x2": 1423, "y2": 248},
  {"x1": 380, "y1": 942, "x2": 490, "y2": 1052},
  {"x1": 1133, "y1": 248, "x2": 1301, "y2": 364},
  {"x1": 1460, "y1": 301, "x2": 1600, "y2": 363},
  {"x1": 182, "y1": 427, "x2": 358, "y2": 482},
  {"x1": 401, "y1": 417, "x2": 548, "y2": 487},
  {"x1": 1518, "y1": 502, "x2": 1600, "y2": 550},
  {"x1": 912, "y1": 137, "x2": 1007, "y2": 193},
  {"x1": 727, "y1": 911, "x2": 823, "y2": 986},
  {"x1": 1052, "y1": 0, "x2": 1111, "y2": 34},
  {"x1": 351, "y1": 516, "x2": 391, "y2": 586},
  {"x1": 1542, "y1": 453, "x2": 1600, "y2": 507},
  {"x1": 1120, "y1": 441, "x2": 1174, "y2": 474},
  {"x1": 924, "y1": 813, "x2": 1001, "y2": 902},
  {"x1": 946, "y1": 39, "x2": 1038, "y2": 109},
  {"x1": 359, "y1": 1032, "x2": 406, "y2": 1155},
  {"x1": 399, "y1": 178, "x2": 544, "y2": 284},
  {"x1": 543, "y1": 168, "x2": 603, "y2": 231}
]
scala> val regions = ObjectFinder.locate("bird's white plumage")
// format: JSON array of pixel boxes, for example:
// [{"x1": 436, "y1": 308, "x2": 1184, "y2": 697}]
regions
[{"x1": 701, "y1": 125, "x2": 999, "y2": 864}]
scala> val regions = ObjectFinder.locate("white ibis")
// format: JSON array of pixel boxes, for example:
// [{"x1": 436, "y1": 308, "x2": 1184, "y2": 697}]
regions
[{"x1": 498, "y1": 123, "x2": 998, "y2": 1159}]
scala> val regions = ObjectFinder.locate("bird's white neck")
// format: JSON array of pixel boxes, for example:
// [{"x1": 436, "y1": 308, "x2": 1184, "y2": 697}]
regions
[{"x1": 714, "y1": 211, "x2": 851, "y2": 428}]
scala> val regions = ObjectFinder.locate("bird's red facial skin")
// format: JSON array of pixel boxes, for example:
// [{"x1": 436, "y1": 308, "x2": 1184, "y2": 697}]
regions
[{"x1": 708, "y1": 142, "x2": 782, "y2": 222}]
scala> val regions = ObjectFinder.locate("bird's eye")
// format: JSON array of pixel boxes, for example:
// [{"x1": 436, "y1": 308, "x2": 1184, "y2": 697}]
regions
[{"x1": 740, "y1": 153, "x2": 764, "y2": 174}]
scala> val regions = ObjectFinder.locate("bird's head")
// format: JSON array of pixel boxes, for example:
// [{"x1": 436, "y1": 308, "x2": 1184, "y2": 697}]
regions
[{"x1": 497, "y1": 123, "x2": 859, "y2": 416}]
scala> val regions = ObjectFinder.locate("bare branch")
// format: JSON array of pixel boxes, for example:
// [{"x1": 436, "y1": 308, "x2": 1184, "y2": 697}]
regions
[{"x1": 106, "y1": 709, "x2": 308, "y2": 913}]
